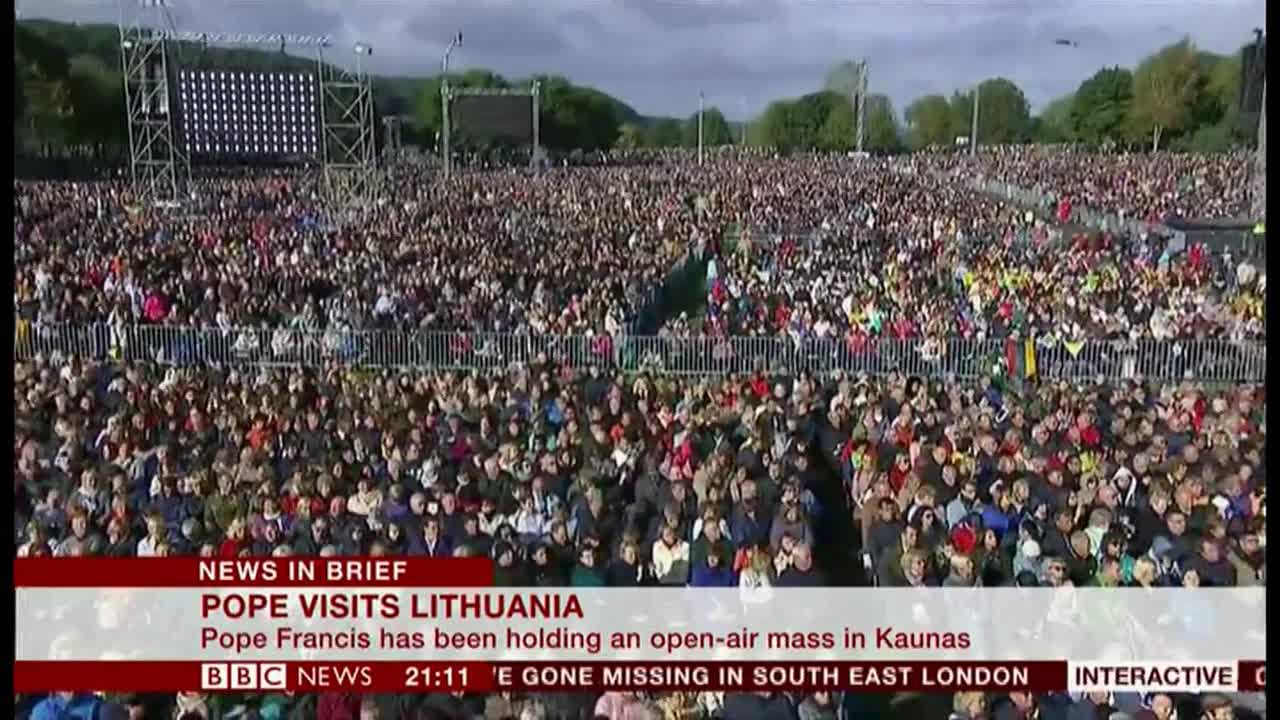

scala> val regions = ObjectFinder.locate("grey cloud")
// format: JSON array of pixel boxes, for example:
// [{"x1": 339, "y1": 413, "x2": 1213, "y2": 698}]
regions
[
  {"x1": 401, "y1": 2, "x2": 572, "y2": 64},
  {"x1": 613, "y1": 0, "x2": 785, "y2": 30},
  {"x1": 21, "y1": 0, "x2": 1267, "y2": 119}
]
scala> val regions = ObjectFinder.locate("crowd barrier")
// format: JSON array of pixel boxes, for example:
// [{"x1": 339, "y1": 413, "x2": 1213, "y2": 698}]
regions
[
  {"x1": 968, "y1": 176, "x2": 1172, "y2": 240},
  {"x1": 14, "y1": 322, "x2": 1267, "y2": 383}
]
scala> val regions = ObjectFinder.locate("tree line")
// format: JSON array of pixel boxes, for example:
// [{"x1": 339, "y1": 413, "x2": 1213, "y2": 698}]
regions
[{"x1": 15, "y1": 20, "x2": 1256, "y2": 157}]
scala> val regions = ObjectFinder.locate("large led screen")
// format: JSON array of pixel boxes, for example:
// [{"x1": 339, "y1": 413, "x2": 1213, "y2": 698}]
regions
[
  {"x1": 453, "y1": 95, "x2": 534, "y2": 142},
  {"x1": 177, "y1": 69, "x2": 319, "y2": 158}
]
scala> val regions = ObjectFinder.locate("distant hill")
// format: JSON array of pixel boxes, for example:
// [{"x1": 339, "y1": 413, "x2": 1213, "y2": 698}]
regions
[{"x1": 15, "y1": 18, "x2": 672, "y2": 132}]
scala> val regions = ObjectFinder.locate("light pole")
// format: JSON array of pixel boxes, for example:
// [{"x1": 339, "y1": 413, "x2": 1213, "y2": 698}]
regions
[
  {"x1": 697, "y1": 91, "x2": 705, "y2": 165},
  {"x1": 441, "y1": 31, "x2": 462, "y2": 180},
  {"x1": 970, "y1": 83, "x2": 980, "y2": 157},
  {"x1": 854, "y1": 59, "x2": 868, "y2": 153}
]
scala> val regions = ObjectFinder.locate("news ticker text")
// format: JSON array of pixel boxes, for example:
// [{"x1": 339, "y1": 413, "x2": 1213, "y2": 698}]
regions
[{"x1": 13, "y1": 660, "x2": 1265, "y2": 694}]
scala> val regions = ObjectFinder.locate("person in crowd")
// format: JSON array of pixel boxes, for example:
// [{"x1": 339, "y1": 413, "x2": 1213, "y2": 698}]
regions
[
  {"x1": 606, "y1": 540, "x2": 650, "y2": 587},
  {"x1": 776, "y1": 544, "x2": 825, "y2": 587},
  {"x1": 797, "y1": 691, "x2": 838, "y2": 720},
  {"x1": 950, "y1": 691, "x2": 988, "y2": 720},
  {"x1": 690, "y1": 546, "x2": 736, "y2": 587},
  {"x1": 570, "y1": 544, "x2": 607, "y2": 587},
  {"x1": 652, "y1": 521, "x2": 691, "y2": 586}
]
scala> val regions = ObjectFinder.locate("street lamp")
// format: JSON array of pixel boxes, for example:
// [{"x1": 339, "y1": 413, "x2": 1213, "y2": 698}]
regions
[
  {"x1": 970, "y1": 83, "x2": 980, "y2": 157},
  {"x1": 352, "y1": 43, "x2": 373, "y2": 88},
  {"x1": 441, "y1": 31, "x2": 462, "y2": 180},
  {"x1": 697, "y1": 91, "x2": 705, "y2": 166},
  {"x1": 442, "y1": 31, "x2": 462, "y2": 74}
]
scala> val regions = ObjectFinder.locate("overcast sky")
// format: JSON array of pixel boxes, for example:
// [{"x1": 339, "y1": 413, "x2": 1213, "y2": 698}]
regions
[{"x1": 22, "y1": 0, "x2": 1267, "y2": 119}]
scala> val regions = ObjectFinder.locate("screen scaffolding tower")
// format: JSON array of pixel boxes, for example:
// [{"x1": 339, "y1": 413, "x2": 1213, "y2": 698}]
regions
[
  {"x1": 119, "y1": 0, "x2": 187, "y2": 204},
  {"x1": 853, "y1": 60, "x2": 868, "y2": 153},
  {"x1": 319, "y1": 42, "x2": 377, "y2": 207},
  {"x1": 1252, "y1": 82, "x2": 1266, "y2": 222},
  {"x1": 441, "y1": 82, "x2": 541, "y2": 180}
]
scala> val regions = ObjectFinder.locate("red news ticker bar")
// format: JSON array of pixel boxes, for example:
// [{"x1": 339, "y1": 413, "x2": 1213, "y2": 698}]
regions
[
  {"x1": 13, "y1": 661, "x2": 1067, "y2": 694},
  {"x1": 1238, "y1": 661, "x2": 1266, "y2": 692},
  {"x1": 13, "y1": 662, "x2": 495, "y2": 693},
  {"x1": 13, "y1": 557, "x2": 493, "y2": 587}
]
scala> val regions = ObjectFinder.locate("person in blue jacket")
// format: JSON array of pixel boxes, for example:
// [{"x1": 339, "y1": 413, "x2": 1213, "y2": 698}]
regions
[{"x1": 690, "y1": 548, "x2": 736, "y2": 587}]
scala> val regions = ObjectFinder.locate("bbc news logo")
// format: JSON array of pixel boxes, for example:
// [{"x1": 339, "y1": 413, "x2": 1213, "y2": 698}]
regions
[{"x1": 201, "y1": 663, "x2": 288, "y2": 690}]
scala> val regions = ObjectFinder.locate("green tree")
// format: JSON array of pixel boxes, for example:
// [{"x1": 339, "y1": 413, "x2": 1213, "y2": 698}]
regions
[
  {"x1": 681, "y1": 107, "x2": 735, "y2": 147},
  {"x1": 616, "y1": 123, "x2": 645, "y2": 149},
  {"x1": 948, "y1": 90, "x2": 976, "y2": 145},
  {"x1": 1204, "y1": 51, "x2": 1247, "y2": 141},
  {"x1": 816, "y1": 94, "x2": 901, "y2": 153},
  {"x1": 14, "y1": 63, "x2": 26, "y2": 127},
  {"x1": 411, "y1": 76, "x2": 446, "y2": 143},
  {"x1": 789, "y1": 92, "x2": 844, "y2": 150},
  {"x1": 458, "y1": 69, "x2": 509, "y2": 89},
  {"x1": 1204, "y1": 51, "x2": 1242, "y2": 115},
  {"x1": 1069, "y1": 67, "x2": 1134, "y2": 144},
  {"x1": 65, "y1": 54, "x2": 126, "y2": 146},
  {"x1": 1176, "y1": 122, "x2": 1234, "y2": 152},
  {"x1": 817, "y1": 98, "x2": 855, "y2": 151},
  {"x1": 1181, "y1": 51, "x2": 1245, "y2": 140},
  {"x1": 537, "y1": 76, "x2": 620, "y2": 151},
  {"x1": 1033, "y1": 94, "x2": 1076, "y2": 143},
  {"x1": 1130, "y1": 38, "x2": 1202, "y2": 150},
  {"x1": 16, "y1": 23, "x2": 73, "y2": 149},
  {"x1": 904, "y1": 94, "x2": 953, "y2": 148},
  {"x1": 863, "y1": 94, "x2": 903, "y2": 152},
  {"x1": 753, "y1": 100, "x2": 793, "y2": 150},
  {"x1": 966, "y1": 78, "x2": 1031, "y2": 144},
  {"x1": 821, "y1": 62, "x2": 902, "y2": 152},
  {"x1": 645, "y1": 118, "x2": 683, "y2": 147}
]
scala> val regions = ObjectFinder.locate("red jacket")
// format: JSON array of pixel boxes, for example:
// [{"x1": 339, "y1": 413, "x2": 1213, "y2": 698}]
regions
[
  {"x1": 1057, "y1": 198, "x2": 1072, "y2": 223},
  {"x1": 142, "y1": 293, "x2": 169, "y2": 323},
  {"x1": 218, "y1": 538, "x2": 245, "y2": 558}
]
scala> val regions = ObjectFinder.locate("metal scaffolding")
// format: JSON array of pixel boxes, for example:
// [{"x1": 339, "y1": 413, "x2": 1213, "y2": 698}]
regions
[
  {"x1": 1252, "y1": 80, "x2": 1266, "y2": 222},
  {"x1": 441, "y1": 82, "x2": 541, "y2": 180},
  {"x1": 853, "y1": 60, "x2": 868, "y2": 153},
  {"x1": 119, "y1": 0, "x2": 186, "y2": 204},
  {"x1": 318, "y1": 43, "x2": 377, "y2": 206},
  {"x1": 117, "y1": 12, "x2": 374, "y2": 207}
]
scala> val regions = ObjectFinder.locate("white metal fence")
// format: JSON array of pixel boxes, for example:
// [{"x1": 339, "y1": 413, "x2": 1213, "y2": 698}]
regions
[{"x1": 13, "y1": 322, "x2": 1266, "y2": 383}]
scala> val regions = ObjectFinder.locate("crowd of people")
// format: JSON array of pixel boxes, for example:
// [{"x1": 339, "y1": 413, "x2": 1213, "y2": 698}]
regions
[
  {"x1": 14, "y1": 351, "x2": 1266, "y2": 717},
  {"x1": 13, "y1": 146, "x2": 1265, "y2": 720},
  {"x1": 14, "y1": 168, "x2": 706, "y2": 338},
  {"x1": 925, "y1": 146, "x2": 1255, "y2": 223},
  {"x1": 16, "y1": 151, "x2": 1264, "y2": 364},
  {"x1": 701, "y1": 165, "x2": 1263, "y2": 344}
]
